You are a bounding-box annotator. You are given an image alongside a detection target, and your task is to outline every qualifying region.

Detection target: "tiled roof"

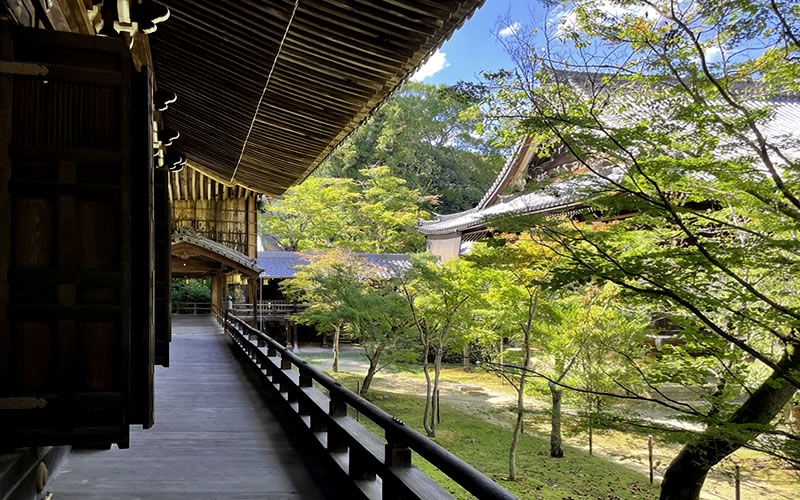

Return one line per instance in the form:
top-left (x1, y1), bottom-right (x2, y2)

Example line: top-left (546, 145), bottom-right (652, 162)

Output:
top-left (476, 139), bottom-right (528, 210)
top-left (172, 226), bottom-right (261, 273)
top-left (418, 175), bottom-right (605, 235)
top-left (258, 251), bottom-right (412, 279)
top-left (257, 251), bottom-right (310, 279)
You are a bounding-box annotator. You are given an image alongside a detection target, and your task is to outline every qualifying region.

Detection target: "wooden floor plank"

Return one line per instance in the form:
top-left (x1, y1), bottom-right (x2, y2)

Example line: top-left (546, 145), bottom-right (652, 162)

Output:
top-left (49, 315), bottom-right (337, 499)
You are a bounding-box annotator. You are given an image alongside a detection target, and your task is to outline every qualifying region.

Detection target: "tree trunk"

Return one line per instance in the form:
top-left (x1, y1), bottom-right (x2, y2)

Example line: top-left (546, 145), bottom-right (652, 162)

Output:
top-left (421, 341), bottom-right (434, 437)
top-left (360, 347), bottom-right (382, 396)
top-left (463, 343), bottom-right (470, 371)
top-left (508, 373), bottom-right (526, 480)
top-left (332, 323), bottom-right (340, 373)
top-left (660, 346), bottom-right (800, 500)
top-left (429, 347), bottom-right (444, 436)
top-left (549, 381), bottom-right (564, 458)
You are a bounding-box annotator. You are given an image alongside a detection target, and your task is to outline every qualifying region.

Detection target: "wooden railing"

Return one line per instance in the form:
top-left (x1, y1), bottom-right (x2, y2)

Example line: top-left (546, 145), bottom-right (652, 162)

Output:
top-left (230, 300), bottom-right (308, 318)
top-left (172, 301), bottom-right (212, 315)
top-left (224, 314), bottom-right (517, 500)
top-left (211, 303), bottom-right (225, 326)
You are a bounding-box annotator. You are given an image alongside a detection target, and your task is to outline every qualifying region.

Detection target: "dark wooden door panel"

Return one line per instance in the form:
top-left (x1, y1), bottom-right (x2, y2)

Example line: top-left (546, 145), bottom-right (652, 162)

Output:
top-left (0, 23), bottom-right (143, 449)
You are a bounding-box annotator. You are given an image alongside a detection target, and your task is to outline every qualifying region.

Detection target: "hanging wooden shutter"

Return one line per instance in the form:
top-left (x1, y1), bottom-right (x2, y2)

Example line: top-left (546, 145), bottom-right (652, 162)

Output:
top-left (0, 24), bottom-right (148, 449)
top-left (154, 166), bottom-right (171, 367)
top-left (129, 66), bottom-right (155, 428)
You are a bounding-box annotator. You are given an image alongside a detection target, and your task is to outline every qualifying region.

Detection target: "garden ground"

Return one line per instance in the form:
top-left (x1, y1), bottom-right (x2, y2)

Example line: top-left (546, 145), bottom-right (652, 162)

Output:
top-left (297, 344), bottom-right (800, 499)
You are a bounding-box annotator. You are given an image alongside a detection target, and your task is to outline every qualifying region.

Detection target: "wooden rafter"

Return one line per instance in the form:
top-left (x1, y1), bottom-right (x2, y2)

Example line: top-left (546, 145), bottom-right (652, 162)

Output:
top-left (149, 0), bottom-right (485, 195)
top-left (168, 165), bottom-right (253, 202)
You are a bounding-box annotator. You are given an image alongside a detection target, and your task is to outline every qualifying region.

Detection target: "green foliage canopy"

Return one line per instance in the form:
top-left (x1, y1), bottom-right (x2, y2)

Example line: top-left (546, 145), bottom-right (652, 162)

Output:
top-left (259, 166), bottom-right (429, 253)
top-left (320, 82), bottom-right (508, 214)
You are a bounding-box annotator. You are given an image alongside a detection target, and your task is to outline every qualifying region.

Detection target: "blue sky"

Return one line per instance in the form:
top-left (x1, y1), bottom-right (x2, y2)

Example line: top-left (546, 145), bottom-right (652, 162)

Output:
top-left (410, 0), bottom-right (731, 85)
top-left (410, 0), bottom-right (547, 85)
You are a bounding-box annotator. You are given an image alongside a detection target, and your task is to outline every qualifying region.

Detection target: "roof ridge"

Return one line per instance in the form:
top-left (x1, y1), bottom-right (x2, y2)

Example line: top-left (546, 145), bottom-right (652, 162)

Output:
top-left (476, 139), bottom-right (527, 210)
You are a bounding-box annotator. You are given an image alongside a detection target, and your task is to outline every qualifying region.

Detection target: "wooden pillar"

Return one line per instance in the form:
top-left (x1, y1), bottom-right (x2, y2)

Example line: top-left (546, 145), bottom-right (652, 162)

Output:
top-left (246, 196), bottom-right (257, 258)
top-left (211, 274), bottom-right (223, 313)
top-left (0, 25), bottom-right (12, 389)
top-left (248, 277), bottom-right (257, 327)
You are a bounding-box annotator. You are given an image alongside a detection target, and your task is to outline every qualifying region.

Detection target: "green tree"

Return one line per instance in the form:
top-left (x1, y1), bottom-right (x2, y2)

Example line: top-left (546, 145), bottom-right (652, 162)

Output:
top-left (476, 1), bottom-right (800, 498)
top-left (282, 249), bottom-right (412, 395)
top-left (283, 251), bottom-right (354, 372)
top-left (540, 284), bottom-right (648, 459)
top-left (171, 278), bottom-right (211, 303)
top-left (467, 237), bottom-right (557, 478)
top-left (350, 166), bottom-right (428, 253)
top-left (260, 166), bottom-right (429, 253)
top-left (397, 253), bottom-right (482, 438)
top-left (321, 82), bottom-right (507, 214)
top-left (259, 177), bottom-right (360, 251)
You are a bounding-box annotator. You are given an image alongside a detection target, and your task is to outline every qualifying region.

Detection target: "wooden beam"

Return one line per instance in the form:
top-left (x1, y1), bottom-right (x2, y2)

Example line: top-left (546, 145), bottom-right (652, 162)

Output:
top-left (55, 0), bottom-right (95, 35)
top-left (171, 241), bottom-right (258, 278)
top-left (173, 171), bottom-right (181, 200)
top-left (167, 170), bottom-right (173, 201)
top-left (181, 168), bottom-right (189, 203)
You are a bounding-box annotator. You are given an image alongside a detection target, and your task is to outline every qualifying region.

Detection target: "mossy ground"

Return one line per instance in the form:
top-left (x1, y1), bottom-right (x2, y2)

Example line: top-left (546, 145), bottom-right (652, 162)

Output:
top-left (323, 371), bottom-right (660, 500)
top-left (299, 346), bottom-right (799, 499)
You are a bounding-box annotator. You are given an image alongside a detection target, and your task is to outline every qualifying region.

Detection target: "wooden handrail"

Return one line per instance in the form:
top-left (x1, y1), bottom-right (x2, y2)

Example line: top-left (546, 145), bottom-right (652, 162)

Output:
top-left (225, 314), bottom-right (517, 500)
top-left (210, 303), bottom-right (225, 326)
top-left (172, 301), bottom-right (212, 314)
top-left (230, 301), bottom-right (308, 317)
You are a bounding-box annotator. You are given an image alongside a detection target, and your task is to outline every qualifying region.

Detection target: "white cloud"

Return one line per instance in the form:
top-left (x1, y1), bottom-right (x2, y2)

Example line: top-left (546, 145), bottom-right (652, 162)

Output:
top-left (410, 49), bottom-right (449, 82)
top-left (704, 46), bottom-right (722, 62)
top-left (553, 1), bottom-right (660, 37)
top-left (689, 45), bottom-right (723, 64)
top-left (499, 22), bottom-right (521, 37)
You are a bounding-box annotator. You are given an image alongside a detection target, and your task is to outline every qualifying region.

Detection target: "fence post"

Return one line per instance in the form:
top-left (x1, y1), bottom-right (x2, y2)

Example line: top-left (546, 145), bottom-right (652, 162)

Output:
top-left (297, 369), bottom-right (313, 416)
top-left (648, 435), bottom-right (654, 484)
top-left (436, 389), bottom-right (440, 424)
top-left (735, 465), bottom-right (741, 500)
top-left (355, 382), bottom-right (360, 422)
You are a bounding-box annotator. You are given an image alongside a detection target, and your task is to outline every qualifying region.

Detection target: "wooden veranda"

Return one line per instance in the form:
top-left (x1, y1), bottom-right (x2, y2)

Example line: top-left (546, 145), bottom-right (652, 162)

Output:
top-left (47, 315), bottom-right (338, 499)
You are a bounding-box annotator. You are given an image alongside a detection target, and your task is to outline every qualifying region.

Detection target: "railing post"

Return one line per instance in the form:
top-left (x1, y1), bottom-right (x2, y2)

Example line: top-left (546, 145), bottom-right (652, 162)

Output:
top-left (257, 350), bottom-right (269, 371)
top-left (327, 391), bottom-right (348, 453)
top-left (280, 352), bottom-right (292, 370)
top-left (297, 368), bottom-right (313, 416)
top-left (279, 352), bottom-right (296, 402)
top-left (349, 446), bottom-right (376, 481)
top-left (385, 427), bottom-right (412, 468)
top-left (299, 369), bottom-right (312, 388)
top-left (383, 425), bottom-right (413, 500)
